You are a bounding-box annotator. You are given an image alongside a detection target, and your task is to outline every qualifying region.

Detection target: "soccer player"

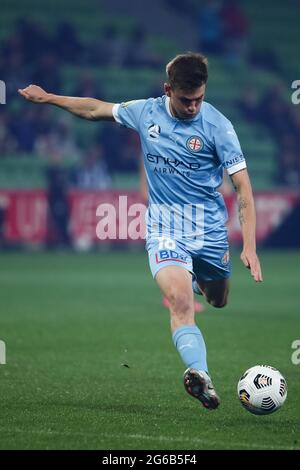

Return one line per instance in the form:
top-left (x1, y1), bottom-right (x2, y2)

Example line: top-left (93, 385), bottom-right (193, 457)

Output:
top-left (19, 52), bottom-right (263, 410)
top-left (139, 158), bottom-right (205, 313)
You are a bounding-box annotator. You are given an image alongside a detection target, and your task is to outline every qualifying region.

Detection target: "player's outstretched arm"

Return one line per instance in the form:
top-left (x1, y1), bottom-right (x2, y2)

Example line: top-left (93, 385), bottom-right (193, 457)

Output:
top-left (18, 85), bottom-right (115, 121)
top-left (230, 169), bottom-right (263, 283)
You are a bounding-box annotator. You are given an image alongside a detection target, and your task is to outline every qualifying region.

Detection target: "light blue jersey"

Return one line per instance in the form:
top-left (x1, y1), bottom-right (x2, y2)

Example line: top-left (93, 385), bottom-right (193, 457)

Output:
top-left (113, 96), bottom-right (246, 280)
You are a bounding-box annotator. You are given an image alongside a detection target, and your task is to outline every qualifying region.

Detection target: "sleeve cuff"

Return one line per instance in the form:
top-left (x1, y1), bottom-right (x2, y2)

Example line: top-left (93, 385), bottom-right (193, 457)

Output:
top-left (112, 103), bottom-right (121, 123)
top-left (226, 161), bottom-right (247, 175)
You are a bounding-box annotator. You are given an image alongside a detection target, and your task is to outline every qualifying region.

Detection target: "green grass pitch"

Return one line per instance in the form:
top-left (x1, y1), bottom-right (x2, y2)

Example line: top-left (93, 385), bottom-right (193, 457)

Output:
top-left (0, 250), bottom-right (299, 450)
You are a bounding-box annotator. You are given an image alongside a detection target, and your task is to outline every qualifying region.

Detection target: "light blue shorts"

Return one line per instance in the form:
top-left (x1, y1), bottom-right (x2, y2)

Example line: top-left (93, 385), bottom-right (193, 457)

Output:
top-left (147, 237), bottom-right (231, 282)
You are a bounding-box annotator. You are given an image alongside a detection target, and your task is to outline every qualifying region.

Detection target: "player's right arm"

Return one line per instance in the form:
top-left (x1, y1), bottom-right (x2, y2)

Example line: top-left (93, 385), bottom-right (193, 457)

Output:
top-left (18, 85), bottom-right (115, 121)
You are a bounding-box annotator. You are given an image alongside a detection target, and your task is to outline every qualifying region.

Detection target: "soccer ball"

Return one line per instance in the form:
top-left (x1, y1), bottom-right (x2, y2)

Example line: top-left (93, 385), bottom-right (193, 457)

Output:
top-left (237, 365), bottom-right (287, 415)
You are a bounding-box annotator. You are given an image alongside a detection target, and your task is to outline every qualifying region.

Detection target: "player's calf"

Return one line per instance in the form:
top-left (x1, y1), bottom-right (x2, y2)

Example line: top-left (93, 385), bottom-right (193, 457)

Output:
top-left (168, 291), bottom-right (195, 328)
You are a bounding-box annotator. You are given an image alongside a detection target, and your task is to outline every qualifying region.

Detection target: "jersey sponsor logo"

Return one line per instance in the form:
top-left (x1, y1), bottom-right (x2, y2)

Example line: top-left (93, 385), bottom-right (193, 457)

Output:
top-left (146, 153), bottom-right (201, 171)
top-left (186, 136), bottom-right (203, 154)
top-left (155, 249), bottom-right (188, 264)
top-left (148, 124), bottom-right (161, 140)
top-left (224, 154), bottom-right (245, 168)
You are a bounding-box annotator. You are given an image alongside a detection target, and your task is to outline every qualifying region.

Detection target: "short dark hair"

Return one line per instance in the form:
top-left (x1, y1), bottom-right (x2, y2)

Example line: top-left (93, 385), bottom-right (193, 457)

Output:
top-left (166, 52), bottom-right (208, 91)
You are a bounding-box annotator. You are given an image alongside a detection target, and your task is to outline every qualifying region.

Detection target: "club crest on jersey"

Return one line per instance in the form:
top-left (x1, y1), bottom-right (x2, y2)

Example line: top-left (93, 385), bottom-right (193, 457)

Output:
top-left (148, 124), bottom-right (161, 140)
top-left (221, 250), bottom-right (230, 265)
top-left (186, 136), bottom-right (203, 154)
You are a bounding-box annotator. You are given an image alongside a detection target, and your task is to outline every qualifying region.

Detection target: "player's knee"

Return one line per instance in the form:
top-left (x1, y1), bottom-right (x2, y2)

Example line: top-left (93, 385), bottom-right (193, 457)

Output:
top-left (168, 291), bottom-right (193, 317)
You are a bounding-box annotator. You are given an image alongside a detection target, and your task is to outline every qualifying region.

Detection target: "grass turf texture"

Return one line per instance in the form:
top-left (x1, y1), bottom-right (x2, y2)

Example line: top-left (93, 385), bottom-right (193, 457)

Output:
top-left (0, 250), bottom-right (299, 450)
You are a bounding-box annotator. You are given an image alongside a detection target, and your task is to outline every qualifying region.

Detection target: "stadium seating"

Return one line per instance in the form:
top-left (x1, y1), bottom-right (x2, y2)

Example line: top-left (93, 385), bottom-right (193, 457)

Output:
top-left (0, 0), bottom-right (298, 190)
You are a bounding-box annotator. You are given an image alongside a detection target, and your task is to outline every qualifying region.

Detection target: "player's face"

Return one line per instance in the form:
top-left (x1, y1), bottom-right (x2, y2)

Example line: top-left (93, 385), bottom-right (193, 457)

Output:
top-left (165, 84), bottom-right (206, 119)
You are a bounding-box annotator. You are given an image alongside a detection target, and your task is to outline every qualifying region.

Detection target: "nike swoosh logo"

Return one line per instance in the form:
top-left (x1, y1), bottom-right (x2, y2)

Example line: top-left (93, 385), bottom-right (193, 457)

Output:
top-left (178, 343), bottom-right (193, 351)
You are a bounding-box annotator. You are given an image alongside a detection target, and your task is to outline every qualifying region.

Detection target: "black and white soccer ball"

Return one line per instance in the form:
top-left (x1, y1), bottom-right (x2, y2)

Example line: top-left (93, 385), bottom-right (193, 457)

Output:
top-left (237, 365), bottom-right (287, 415)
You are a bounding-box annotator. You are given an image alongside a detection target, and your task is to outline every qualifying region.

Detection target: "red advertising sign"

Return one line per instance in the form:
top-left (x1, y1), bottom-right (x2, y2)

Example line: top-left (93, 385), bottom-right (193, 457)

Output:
top-left (0, 189), bottom-right (299, 245)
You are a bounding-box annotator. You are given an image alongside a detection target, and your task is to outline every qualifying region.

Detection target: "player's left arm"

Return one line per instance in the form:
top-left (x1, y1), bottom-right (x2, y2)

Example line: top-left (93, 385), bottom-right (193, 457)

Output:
top-left (230, 168), bottom-right (263, 282)
top-left (139, 156), bottom-right (148, 204)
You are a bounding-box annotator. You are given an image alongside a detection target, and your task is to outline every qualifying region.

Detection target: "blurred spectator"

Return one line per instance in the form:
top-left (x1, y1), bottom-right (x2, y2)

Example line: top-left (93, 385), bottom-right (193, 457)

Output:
top-left (240, 82), bottom-right (300, 188)
top-left (221, 0), bottom-right (248, 39)
top-left (0, 111), bottom-right (18, 155)
top-left (1, 37), bottom-right (29, 100)
top-left (54, 21), bottom-right (84, 64)
top-left (194, 0), bottom-right (250, 64)
top-left (31, 53), bottom-right (62, 93)
top-left (15, 19), bottom-right (53, 64)
top-left (164, 0), bottom-right (196, 16)
top-left (76, 145), bottom-right (111, 189)
top-left (89, 26), bottom-right (124, 66)
top-left (196, 0), bottom-right (223, 54)
top-left (2, 6), bottom-right (297, 194)
top-left (35, 116), bottom-right (81, 163)
top-left (98, 125), bottom-right (140, 173)
top-left (238, 85), bottom-right (260, 123)
top-left (2, 32), bottom-right (24, 62)
top-left (123, 27), bottom-right (163, 68)
top-left (10, 107), bottom-right (37, 152)
top-left (277, 133), bottom-right (300, 187)
top-left (32, 106), bottom-right (55, 136)
top-left (277, 146), bottom-right (300, 187)
top-left (257, 84), bottom-right (292, 137)
top-left (240, 83), bottom-right (298, 143)
top-left (248, 48), bottom-right (282, 75)
top-left (0, 194), bottom-right (9, 249)
top-left (148, 79), bottom-right (164, 99)
top-left (289, 106), bottom-right (300, 136)
top-left (117, 129), bottom-right (140, 173)
top-left (221, 0), bottom-right (249, 64)
top-left (73, 71), bottom-right (103, 98)
top-left (98, 123), bottom-right (123, 172)
top-left (45, 153), bottom-right (71, 248)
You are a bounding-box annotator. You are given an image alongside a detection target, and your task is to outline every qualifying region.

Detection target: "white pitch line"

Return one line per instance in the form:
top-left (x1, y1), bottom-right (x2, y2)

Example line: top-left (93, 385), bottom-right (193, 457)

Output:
top-left (0, 428), bottom-right (297, 450)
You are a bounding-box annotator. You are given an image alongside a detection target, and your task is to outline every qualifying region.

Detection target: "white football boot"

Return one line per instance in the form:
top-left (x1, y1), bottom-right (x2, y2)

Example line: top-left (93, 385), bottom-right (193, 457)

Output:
top-left (183, 368), bottom-right (220, 410)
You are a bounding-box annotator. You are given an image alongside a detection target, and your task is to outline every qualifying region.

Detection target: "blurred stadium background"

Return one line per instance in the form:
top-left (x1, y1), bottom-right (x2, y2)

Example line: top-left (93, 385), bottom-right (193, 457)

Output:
top-left (0, 0), bottom-right (300, 249)
top-left (0, 0), bottom-right (300, 451)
